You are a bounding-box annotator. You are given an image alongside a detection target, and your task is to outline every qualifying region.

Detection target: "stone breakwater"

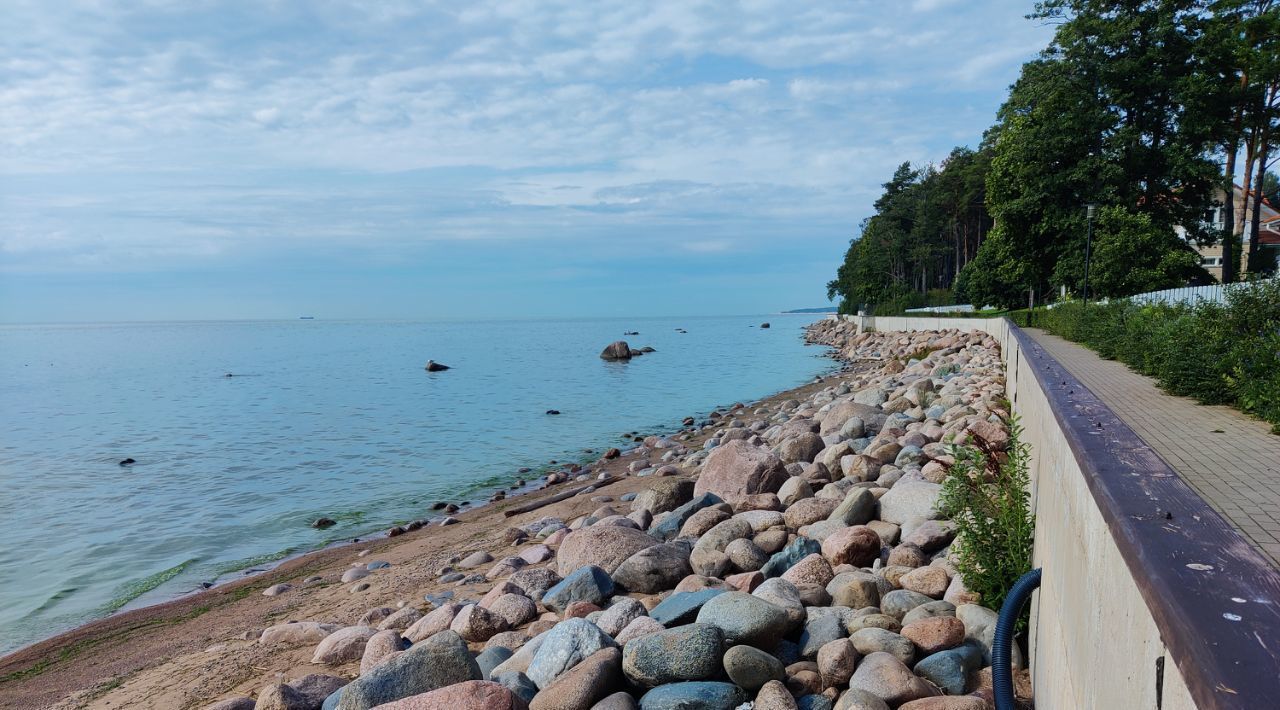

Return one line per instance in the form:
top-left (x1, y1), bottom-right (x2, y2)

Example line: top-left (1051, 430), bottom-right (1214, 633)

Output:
top-left (204, 325), bottom-right (1028, 710)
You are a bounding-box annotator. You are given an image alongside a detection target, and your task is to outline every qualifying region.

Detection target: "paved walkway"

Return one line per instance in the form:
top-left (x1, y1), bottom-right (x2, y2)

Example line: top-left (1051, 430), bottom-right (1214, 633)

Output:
top-left (1026, 328), bottom-right (1280, 566)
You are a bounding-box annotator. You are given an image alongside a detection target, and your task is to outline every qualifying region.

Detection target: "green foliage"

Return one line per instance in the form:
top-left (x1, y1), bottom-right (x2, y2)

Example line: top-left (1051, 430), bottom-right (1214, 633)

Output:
top-left (827, 1), bottom-right (1274, 311)
top-left (828, 149), bottom-right (992, 314)
top-left (939, 417), bottom-right (1035, 613)
top-left (1038, 279), bottom-right (1280, 431)
top-left (1088, 206), bottom-right (1208, 297)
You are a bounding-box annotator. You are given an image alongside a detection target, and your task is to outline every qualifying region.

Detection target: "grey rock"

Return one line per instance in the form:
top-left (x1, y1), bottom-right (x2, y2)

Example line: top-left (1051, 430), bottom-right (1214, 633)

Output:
top-left (526, 618), bottom-right (617, 689)
top-left (633, 479), bottom-right (694, 516)
top-left (622, 623), bottom-right (724, 687)
top-left (796, 696), bottom-right (833, 710)
top-left (649, 589), bottom-right (725, 626)
top-left (509, 567), bottom-right (563, 601)
top-left (912, 644), bottom-right (984, 695)
top-left (335, 630), bottom-right (479, 710)
top-left (597, 596), bottom-right (649, 637)
top-left (695, 592), bottom-right (791, 647)
top-left (849, 628), bottom-right (914, 665)
top-left (880, 589), bottom-right (934, 620)
top-left (725, 538), bottom-right (769, 572)
top-left (722, 644), bottom-right (785, 691)
top-left (751, 577), bottom-right (806, 630)
top-left (477, 646), bottom-right (514, 680)
top-left (834, 689), bottom-right (889, 710)
top-left (901, 600), bottom-right (955, 626)
top-left (650, 493), bottom-right (725, 541)
top-left (592, 691), bottom-right (639, 710)
top-left (876, 481), bottom-right (941, 526)
top-left (542, 565), bottom-right (615, 613)
top-left (760, 537), bottom-right (822, 578)
top-left (638, 682), bottom-right (748, 710)
top-left (694, 518), bottom-right (753, 553)
top-left (491, 672), bottom-right (539, 704)
top-left (613, 543), bottom-right (693, 594)
top-left (798, 613), bottom-right (846, 661)
top-left (288, 675), bottom-right (347, 709)
top-left (828, 489), bottom-right (876, 526)
top-left (846, 651), bottom-right (939, 706)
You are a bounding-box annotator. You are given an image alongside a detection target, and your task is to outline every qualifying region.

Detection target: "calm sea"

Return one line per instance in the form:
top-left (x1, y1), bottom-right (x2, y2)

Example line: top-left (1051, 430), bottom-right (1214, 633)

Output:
top-left (0, 314), bottom-right (830, 654)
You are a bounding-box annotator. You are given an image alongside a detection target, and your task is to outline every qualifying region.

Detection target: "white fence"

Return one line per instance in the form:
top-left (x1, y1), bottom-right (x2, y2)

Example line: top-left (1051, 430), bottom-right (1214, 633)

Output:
top-left (1129, 278), bottom-right (1274, 307)
top-left (902, 304), bottom-right (976, 314)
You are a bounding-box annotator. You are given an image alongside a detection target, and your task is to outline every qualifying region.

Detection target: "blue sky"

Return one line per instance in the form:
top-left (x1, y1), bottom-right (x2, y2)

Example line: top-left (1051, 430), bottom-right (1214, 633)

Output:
top-left (0, 1), bottom-right (1053, 322)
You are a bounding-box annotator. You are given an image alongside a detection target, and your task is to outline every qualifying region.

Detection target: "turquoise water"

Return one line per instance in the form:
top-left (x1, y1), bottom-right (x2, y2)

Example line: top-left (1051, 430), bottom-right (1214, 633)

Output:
top-left (0, 314), bottom-right (829, 654)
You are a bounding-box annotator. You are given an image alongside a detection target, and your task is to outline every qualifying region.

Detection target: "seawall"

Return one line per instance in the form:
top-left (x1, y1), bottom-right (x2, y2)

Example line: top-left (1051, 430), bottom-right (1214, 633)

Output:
top-left (849, 314), bottom-right (1280, 709)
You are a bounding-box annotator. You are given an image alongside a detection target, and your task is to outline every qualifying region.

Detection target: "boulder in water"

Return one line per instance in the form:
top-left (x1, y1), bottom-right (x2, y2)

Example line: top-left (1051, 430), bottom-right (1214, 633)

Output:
top-left (600, 341), bottom-right (633, 360)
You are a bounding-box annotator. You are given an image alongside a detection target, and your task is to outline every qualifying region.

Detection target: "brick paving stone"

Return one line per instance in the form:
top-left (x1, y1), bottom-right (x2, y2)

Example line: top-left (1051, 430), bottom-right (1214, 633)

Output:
top-left (1027, 328), bottom-right (1280, 568)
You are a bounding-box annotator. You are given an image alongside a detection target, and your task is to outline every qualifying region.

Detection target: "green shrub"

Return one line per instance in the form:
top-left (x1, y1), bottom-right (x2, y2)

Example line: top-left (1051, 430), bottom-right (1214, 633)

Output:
top-left (867, 288), bottom-right (958, 316)
top-left (939, 417), bottom-right (1034, 613)
top-left (1036, 280), bottom-right (1280, 432)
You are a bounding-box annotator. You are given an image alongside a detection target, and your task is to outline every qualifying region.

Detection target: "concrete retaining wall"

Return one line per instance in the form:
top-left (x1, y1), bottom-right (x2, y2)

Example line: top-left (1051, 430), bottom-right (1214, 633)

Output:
top-left (854, 316), bottom-right (1280, 709)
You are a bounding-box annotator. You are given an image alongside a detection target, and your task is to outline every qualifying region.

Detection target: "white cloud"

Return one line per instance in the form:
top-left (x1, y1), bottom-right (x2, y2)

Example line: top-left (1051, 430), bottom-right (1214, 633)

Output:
top-left (0, 0), bottom-right (1054, 274)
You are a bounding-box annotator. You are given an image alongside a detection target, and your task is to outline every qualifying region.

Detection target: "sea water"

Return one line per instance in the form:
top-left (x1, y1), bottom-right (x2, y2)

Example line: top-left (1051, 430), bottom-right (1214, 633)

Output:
top-left (0, 314), bottom-right (830, 653)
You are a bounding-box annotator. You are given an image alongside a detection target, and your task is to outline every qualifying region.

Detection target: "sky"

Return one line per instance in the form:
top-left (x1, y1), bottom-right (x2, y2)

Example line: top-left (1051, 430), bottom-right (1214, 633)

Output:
top-left (0, 1), bottom-right (1054, 323)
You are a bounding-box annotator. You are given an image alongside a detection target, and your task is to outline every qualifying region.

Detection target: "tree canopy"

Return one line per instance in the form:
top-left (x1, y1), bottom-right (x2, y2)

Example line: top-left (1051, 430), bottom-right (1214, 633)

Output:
top-left (829, 0), bottom-right (1279, 312)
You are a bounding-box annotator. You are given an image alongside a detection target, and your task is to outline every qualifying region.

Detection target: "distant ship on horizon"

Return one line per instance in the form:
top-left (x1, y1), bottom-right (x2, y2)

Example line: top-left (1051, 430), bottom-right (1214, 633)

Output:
top-left (299, 316), bottom-right (315, 320)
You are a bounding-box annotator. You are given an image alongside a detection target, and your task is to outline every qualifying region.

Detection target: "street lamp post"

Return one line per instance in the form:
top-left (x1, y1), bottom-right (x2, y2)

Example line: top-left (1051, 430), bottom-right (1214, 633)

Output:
top-left (1083, 203), bottom-right (1098, 301)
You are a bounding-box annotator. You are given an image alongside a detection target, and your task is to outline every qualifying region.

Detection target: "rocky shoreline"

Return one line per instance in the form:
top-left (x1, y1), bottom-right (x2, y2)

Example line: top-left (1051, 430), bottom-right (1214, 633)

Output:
top-left (2, 322), bottom-right (1030, 710)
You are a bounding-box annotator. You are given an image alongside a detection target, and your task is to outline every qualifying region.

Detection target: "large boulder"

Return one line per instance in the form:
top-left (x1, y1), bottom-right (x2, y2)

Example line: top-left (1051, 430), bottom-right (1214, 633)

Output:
top-left (289, 675), bottom-right (347, 708)
top-left (260, 622), bottom-right (340, 647)
top-left (509, 567), bottom-right (563, 601)
top-left (372, 680), bottom-right (529, 710)
top-left (820, 400), bottom-right (885, 437)
top-left (649, 589), bottom-right (725, 626)
top-left (526, 618), bottom-right (617, 690)
top-left (829, 489), bottom-right (876, 526)
top-left (254, 684), bottom-right (307, 710)
top-left (877, 481), bottom-right (942, 526)
top-left (529, 647), bottom-right (622, 710)
top-left (336, 631), bottom-right (480, 710)
top-left (403, 604), bottom-right (461, 643)
top-left (760, 537), bottom-right (822, 578)
top-left (693, 441), bottom-right (788, 504)
top-left (597, 597), bottom-right (649, 637)
top-left (613, 542), bottom-right (693, 594)
top-left (601, 342), bottom-right (634, 360)
top-left (542, 566), bottom-right (615, 613)
top-left (633, 479), bottom-right (694, 516)
top-left (722, 644), bottom-right (785, 691)
top-left (638, 682), bottom-right (748, 710)
top-left (559, 526), bottom-right (659, 576)
top-left (622, 623), bottom-right (725, 687)
top-left (649, 493), bottom-right (724, 541)
top-left (778, 433), bottom-right (825, 465)
top-left (912, 645), bottom-right (984, 696)
top-left (821, 526), bottom-right (882, 568)
top-left (695, 592), bottom-right (791, 647)
top-left (451, 604), bottom-right (510, 643)
top-left (311, 626), bottom-right (376, 665)
top-left (847, 652), bottom-right (940, 706)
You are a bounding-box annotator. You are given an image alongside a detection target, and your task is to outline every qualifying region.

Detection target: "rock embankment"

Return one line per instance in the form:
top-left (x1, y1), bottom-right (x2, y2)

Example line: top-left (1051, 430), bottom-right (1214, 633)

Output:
top-left (204, 325), bottom-right (1028, 710)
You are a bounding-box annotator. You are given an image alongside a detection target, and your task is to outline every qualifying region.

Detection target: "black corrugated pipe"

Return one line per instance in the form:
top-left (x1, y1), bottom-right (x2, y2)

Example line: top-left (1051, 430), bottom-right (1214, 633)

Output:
top-left (994, 568), bottom-right (1041, 710)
